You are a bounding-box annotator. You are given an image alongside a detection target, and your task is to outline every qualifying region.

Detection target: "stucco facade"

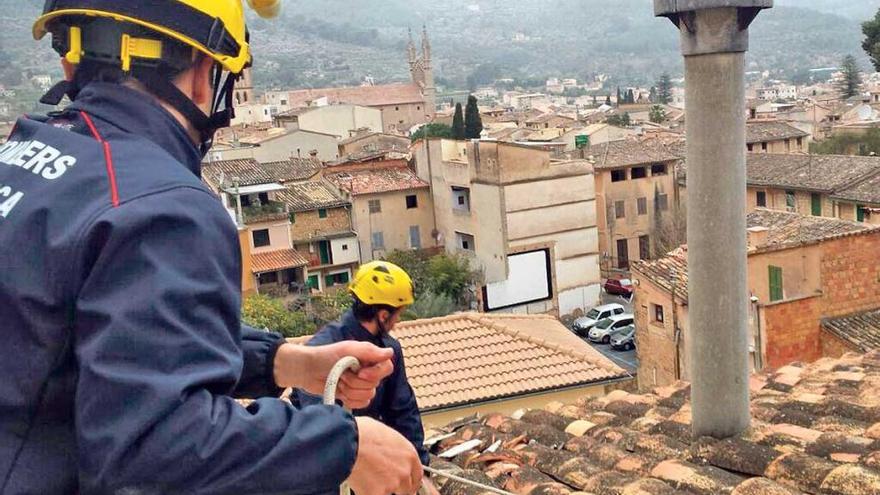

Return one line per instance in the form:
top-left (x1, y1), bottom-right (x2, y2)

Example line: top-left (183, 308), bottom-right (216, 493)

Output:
top-left (350, 188), bottom-right (435, 262)
top-left (413, 139), bottom-right (601, 317)
top-left (208, 129), bottom-right (341, 162)
top-left (279, 104), bottom-right (383, 138)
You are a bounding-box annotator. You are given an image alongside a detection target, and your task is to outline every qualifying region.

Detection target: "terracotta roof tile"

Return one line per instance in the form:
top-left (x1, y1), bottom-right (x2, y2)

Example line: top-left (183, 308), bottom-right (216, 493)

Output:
top-left (202, 158), bottom-right (276, 187)
top-left (325, 165), bottom-right (429, 196)
top-left (823, 310), bottom-right (880, 353)
top-left (394, 313), bottom-right (628, 411)
top-left (250, 248), bottom-right (308, 274)
top-left (747, 209), bottom-right (876, 250)
top-left (261, 158), bottom-right (323, 183)
top-left (746, 121), bottom-right (809, 144)
top-left (284, 83), bottom-right (425, 107)
top-left (276, 182), bottom-right (349, 212)
top-left (583, 139), bottom-right (682, 169)
top-left (745, 154), bottom-right (880, 193)
top-left (426, 351), bottom-right (880, 495)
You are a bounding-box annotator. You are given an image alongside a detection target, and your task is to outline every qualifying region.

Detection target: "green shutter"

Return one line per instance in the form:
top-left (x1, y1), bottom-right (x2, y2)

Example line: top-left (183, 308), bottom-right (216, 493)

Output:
top-left (319, 209), bottom-right (328, 219)
top-left (306, 275), bottom-right (319, 290)
top-left (811, 194), bottom-right (822, 216)
top-left (325, 275), bottom-right (335, 287)
top-left (318, 241), bottom-right (331, 265)
top-left (857, 205), bottom-right (866, 222)
top-left (769, 266), bottom-right (783, 302)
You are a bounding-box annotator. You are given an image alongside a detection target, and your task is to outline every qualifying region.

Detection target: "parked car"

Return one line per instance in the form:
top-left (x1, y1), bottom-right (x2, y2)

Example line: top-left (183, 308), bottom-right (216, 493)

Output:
top-left (604, 278), bottom-right (634, 297)
top-left (588, 314), bottom-right (635, 344)
top-left (610, 324), bottom-right (636, 351)
top-left (572, 303), bottom-right (626, 336)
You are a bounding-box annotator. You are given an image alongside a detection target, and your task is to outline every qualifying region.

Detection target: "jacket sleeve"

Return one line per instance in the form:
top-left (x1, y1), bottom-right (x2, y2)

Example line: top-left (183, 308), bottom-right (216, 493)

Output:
top-left (234, 324), bottom-right (286, 399)
top-left (384, 344), bottom-right (430, 466)
top-left (73, 187), bottom-right (358, 494)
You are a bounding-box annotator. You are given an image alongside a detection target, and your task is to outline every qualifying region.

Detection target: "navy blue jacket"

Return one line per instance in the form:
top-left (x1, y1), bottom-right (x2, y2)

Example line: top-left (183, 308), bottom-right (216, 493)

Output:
top-left (296, 311), bottom-right (429, 466)
top-left (0, 83), bottom-right (357, 494)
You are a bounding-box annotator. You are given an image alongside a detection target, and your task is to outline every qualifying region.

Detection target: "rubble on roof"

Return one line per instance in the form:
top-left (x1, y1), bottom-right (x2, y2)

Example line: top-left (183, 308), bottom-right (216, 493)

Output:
top-left (426, 351), bottom-right (880, 495)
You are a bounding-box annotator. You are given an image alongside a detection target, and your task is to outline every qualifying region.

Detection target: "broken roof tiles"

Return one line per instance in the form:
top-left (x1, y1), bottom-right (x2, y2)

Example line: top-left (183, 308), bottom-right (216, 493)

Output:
top-left (325, 165), bottom-right (429, 196)
top-left (427, 351), bottom-right (880, 495)
top-left (276, 182), bottom-right (349, 213)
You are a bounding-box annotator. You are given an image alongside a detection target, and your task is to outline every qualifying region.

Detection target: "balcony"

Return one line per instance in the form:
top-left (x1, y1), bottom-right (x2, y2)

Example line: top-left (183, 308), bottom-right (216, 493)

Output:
top-left (243, 201), bottom-right (289, 224)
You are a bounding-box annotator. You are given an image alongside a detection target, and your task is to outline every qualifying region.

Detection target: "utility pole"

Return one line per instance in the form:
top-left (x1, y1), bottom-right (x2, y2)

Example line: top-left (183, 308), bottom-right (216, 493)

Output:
top-left (654, 0), bottom-right (772, 439)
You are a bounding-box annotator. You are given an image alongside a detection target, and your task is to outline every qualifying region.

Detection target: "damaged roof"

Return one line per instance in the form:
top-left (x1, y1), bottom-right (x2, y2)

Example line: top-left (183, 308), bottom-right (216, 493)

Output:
top-left (823, 310), bottom-right (880, 354)
top-left (747, 209), bottom-right (875, 251)
top-left (395, 313), bottom-right (629, 411)
top-left (325, 165), bottom-right (429, 196)
top-left (426, 351), bottom-right (880, 495)
top-left (747, 121), bottom-right (809, 144)
top-left (584, 140), bottom-right (683, 169)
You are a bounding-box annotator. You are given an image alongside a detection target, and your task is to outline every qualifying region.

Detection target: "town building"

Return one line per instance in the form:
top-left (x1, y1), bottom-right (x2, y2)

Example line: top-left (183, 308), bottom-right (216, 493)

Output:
top-left (583, 139), bottom-right (683, 274)
top-left (413, 139), bottom-right (601, 317)
top-left (632, 210), bottom-right (880, 390)
top-left (276, 182), bottom-right (360, 292)
top-left (324, 160), bottom-right (434, 262)
top-left (263, 28), bottom-right (436, 134)
top-left (746, 121), bottom-right (810, 153)
top-left (209, 125), bottom-right (341, 162)
top-left (273, 104), bottom-right (384, 139)
top-left (678, 153), bottom-right (880, 224)
top-left (561, 124), bottom-right (637, 152)
top-left (337, 131), bottom-right (411, 159)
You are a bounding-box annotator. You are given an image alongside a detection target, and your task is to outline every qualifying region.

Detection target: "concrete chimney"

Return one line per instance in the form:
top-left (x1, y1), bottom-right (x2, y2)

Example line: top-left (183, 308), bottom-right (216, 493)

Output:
top-left (654, 0), bottom-right (773, 439)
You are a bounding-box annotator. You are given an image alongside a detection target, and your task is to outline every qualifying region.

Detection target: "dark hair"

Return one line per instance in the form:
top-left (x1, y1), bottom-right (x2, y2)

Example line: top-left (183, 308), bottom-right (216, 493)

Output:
top-left (351, 296), bottom-right (398, 323)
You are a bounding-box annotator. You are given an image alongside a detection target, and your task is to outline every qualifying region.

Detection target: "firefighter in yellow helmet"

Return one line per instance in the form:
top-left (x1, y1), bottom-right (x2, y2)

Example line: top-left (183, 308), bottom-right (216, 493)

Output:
top-left (0, 2), bottom-right (422, 494)
top-left (296, 261), bottom-right (441, 495)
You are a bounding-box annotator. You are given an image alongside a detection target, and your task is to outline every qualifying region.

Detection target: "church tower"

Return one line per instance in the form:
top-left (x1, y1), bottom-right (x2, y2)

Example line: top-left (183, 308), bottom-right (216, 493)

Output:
top-left (233, 67), bottom-right (254, 106)
top-left (408, 26), bottom-right (436, 117)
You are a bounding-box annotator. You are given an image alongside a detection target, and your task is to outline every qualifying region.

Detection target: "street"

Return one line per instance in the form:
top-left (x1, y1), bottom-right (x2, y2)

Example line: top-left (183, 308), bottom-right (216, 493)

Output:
top-left (578, 291), bottom-right (639, 375)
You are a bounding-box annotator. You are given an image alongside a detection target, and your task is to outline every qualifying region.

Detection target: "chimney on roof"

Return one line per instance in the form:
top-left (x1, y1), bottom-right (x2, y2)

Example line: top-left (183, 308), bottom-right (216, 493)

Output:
top-left (747, 226), bottom-right (769, 249)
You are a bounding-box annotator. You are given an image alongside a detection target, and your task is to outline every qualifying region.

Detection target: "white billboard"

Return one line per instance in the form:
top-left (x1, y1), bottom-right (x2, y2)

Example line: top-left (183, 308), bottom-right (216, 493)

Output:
top-left (483, 249), bottom-right (553, 311)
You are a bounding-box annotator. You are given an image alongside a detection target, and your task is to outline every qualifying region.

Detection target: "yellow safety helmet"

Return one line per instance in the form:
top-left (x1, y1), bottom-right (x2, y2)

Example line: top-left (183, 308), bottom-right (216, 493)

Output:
top-left (350, 261), bottom-right (415, 309)
top-left (33, 0), bottom-right (282, 75)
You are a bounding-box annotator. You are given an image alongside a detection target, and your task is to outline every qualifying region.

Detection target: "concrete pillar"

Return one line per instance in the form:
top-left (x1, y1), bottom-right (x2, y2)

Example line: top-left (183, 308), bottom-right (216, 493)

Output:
top-left (654, 0), bottom-right (773, 439)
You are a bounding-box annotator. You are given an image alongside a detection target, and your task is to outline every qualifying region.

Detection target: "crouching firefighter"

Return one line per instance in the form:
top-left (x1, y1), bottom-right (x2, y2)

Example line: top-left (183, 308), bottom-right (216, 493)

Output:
top-left (0, 1), bottom-right (423, 494)
top-left (296, 261), bottom-right (441, 495)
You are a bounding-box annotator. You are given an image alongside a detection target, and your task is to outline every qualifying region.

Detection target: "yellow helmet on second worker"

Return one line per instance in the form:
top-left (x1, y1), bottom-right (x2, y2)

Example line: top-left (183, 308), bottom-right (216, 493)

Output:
top-left (350, 261), bottom-right (415, 308)
top-left (32, 0), bottom-right (282, 75)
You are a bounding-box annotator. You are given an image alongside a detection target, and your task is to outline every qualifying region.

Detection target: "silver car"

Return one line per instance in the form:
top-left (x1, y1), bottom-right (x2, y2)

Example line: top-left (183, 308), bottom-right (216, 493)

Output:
top-left (572, 303), bottom-right (626, 336)
top-left (588, 314), bottom-right (634, 344)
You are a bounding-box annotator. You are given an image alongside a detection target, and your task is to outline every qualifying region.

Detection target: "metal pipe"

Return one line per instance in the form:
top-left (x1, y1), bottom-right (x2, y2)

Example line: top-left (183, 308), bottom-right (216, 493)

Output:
top-left (654, 0), bottom-right (772, 439)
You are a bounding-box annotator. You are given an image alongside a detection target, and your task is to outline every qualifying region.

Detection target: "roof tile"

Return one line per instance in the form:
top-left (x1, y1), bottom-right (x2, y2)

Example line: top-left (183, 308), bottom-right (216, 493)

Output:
top-left (325, 165), bottom-right (429, 196)
top-left (250, 248), bottom-right (308, 273)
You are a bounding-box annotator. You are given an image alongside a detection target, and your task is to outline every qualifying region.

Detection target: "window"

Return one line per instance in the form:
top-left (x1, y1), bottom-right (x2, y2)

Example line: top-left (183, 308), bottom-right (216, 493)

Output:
top-left (457, 232), bottom-right (475, 251)
top-left (318, 208), bottom-right (328, 219)
top-left (639, 235), bottom-right (650, 260)
top-left (857, 205), bottom-right (867, 222)
top-left (409, 226), bottom-right (422, 249)
top-left (452, 187), bottom-right (471, 213)
top-left (252, 229), bottom-right (270, 248)
top-left (306, 274), bottom-right (320, 290)
top-left (756, 191), bottom-right (767, 208)
top-left (372, 232), bottom-right (385, 250)
top-left (368, 199), bottom-right (382, 213)
top-left (637, 197), bottom-right (648, 216)
top-left (747, 143), bottom-right (754, 152)
top-left (657, 194), bottom-right (669, 211)
top-left (342, 244), bottom-right (349, 251)
top-left (611, 169), bottom-right (627, 182)
top-left (616, 239), bottom-right (629, 270)
top-left (797, 137), bottom-right (803, 148)
top-left (769, 265), bottom-right (784, 302)
top-left (651, 163), bottom-right (668, 175)
top-left (259, 271), bottom-right (279, 284)
top-left (785, 139), bottom-right (791, 152)
top-left (615, 200), bottom-right (626, 219)
top-left (325, 271), bottom-right (351, 288)
top-left (811, 193), bottom-right (822, 216)
top-left (417, 106), bottom-right (421, 111)
top-left (406, 195), bottom-right (418, 209)
top-left (318, 241), bottom-right (332, 265)
top-left (652, 304), bottom-right (665, 324)
top-left (614, 307), bottom-right (625, 315)
top-left (785, 190), bottom-right (796, 210)
top-left (258, 192), bottom-right (270, 205)
top-left (395, 106), bottom-right (399, 111)
top-left (289, 212), bottom-right (296, 223)
top-left (761, 142), bottom-right (768, 152)
top-left (631, 167), bottom-right (647, 179)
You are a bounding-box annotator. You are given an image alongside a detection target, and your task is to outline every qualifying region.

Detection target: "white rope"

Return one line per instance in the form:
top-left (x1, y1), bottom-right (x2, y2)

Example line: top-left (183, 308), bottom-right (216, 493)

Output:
top-left (323, 357), bottom-right (517, 495)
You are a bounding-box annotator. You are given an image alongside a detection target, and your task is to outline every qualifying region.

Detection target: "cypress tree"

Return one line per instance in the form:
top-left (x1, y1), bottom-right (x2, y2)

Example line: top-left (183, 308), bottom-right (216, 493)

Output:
top-left (657, 73), bottom-right (673, 104)
top-left (451, 103), bottom-right (465, 140)
top-left (464, 95), bottom-right (483, 139)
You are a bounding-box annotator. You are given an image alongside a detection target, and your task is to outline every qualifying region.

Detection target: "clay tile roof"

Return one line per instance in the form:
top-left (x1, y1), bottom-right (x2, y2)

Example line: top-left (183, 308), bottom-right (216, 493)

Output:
top-left (746, 154), bottom-right (880, 193)
top-left (250, 248), bottom-right (308, 274)
top-left (276, 182), bottom-right (349, 212)
top-left (746, 121), bottom-right (809, 144)
top-left (202, 158), bottom-right (276, 187)
top-left (584, 139), bottom-right (682, 169)
top-left (262, 158), bottom-right (323, 183)
top-left (747, 209), bottom-right (876, 250)
top-left (394, 313), bottom-right (628, 411)
top-left (823, 309), bottom-right (880, 353)
top-left (631, 246), bottom-right (690, 300)
top-left (426, 350), bottom-right (880, 495)
top-left (284, 83), bottom-right (425, 107)
top-left (325, 166), bottom-right (429, 195)
top-left (832, 173), bottom-right (880, 205)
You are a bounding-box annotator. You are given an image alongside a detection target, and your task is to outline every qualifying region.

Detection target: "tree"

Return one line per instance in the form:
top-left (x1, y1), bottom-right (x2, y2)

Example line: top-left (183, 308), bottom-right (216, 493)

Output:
top-left (242, 294), bottom-right (316, 338)
top-left (862, 10), bottom-right (880, 72)
top-left (649, 86), bottom-right (657, 103)
top-left (606, 112), bottom-right (631, 127)
top-left (837, 55), bottom-right (863, 99)
top-left (625, 89), bottom-right (635, 104)
top-left (464, 95), bottom-right (483, 139)
top-left (656, 73), bottom-right (673, 105)
top-left (403, 291), bottom-right (457, 321)
top-left (384, 250), bottom-right (479, 312)
top-left (616, 86), bottom-right (622, 106)
top-left (649, 105), bottom-right (667, 124)
top-left (411, 123), bottom-right (453, 142)
top-left (451, 103), bottom-right (466, 140)
top-left (604, 95), bottom-right (612, 106)
top-left (811, 128), bottom-right (880, 156)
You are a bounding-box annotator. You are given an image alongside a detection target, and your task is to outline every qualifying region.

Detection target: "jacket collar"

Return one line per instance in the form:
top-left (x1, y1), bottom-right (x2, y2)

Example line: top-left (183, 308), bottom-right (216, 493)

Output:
top-left (67, 82), bottom-right (203, 176)
top-left (342, 310), bottom-right (388, 346)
